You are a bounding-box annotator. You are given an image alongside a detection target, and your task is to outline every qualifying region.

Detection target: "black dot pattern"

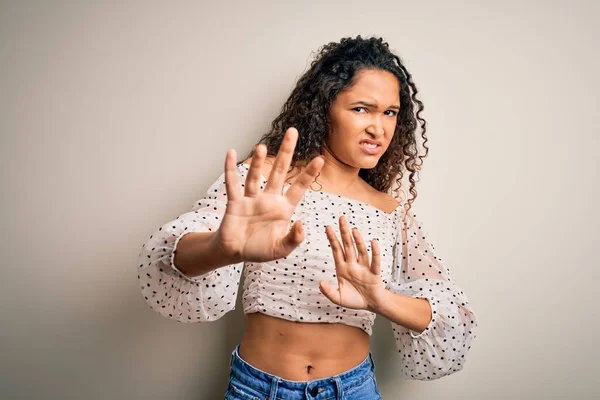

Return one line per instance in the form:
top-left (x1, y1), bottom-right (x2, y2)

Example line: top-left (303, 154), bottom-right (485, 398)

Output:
top-left (137, 163), bottom-right (478, 381)
top-left (387, 210), bottom-right (478, 380)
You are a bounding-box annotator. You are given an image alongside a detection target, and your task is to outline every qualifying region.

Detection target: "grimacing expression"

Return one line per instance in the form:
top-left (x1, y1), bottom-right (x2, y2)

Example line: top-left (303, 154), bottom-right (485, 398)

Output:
top-left (326, 69), bottom-right (400, 169)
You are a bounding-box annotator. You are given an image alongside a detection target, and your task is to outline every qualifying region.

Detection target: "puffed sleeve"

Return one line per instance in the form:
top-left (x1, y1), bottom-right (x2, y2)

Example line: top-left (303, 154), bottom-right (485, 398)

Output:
top-left (137, 163), bottom-right (250, 323)
top-left (386, 211), bottom-right (478, 380)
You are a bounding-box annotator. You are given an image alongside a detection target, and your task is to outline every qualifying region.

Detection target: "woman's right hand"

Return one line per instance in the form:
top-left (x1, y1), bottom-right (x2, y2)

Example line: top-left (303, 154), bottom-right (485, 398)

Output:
top-left (215, 127), bottom-right (324, 263)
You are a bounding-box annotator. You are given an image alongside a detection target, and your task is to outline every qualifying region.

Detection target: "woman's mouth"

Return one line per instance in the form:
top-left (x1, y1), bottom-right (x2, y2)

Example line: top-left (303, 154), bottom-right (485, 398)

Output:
top-left (359, 141), bottom-right (382, 155)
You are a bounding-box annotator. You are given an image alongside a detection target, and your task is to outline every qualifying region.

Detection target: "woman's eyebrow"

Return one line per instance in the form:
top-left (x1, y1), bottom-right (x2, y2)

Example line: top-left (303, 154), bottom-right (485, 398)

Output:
top-left (349, 100), bottom-right (400, 110)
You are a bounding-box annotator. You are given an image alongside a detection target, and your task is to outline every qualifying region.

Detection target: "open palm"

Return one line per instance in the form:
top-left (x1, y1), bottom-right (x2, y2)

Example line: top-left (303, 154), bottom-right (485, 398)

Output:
top-left (320, 215), bottom-right (387, 311)
top-left (215, 128), bottom-right (324, 263)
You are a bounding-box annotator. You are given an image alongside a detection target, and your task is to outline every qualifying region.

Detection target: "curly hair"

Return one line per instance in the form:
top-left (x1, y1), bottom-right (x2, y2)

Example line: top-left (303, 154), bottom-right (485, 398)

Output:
top-left (244, 35), bottom-right (429, 218)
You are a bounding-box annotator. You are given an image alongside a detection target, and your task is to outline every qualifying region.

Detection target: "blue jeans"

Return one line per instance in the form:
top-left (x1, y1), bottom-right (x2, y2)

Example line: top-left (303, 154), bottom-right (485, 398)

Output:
top-left (225, 345), bottom-right (382, 400)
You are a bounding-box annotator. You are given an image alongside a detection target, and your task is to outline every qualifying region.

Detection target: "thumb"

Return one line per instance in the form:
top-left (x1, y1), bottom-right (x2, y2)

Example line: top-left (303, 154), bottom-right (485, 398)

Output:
top-left (319, 280), bottom-right (340, 305)
top-left (279, 220), bottom-right (304, 254)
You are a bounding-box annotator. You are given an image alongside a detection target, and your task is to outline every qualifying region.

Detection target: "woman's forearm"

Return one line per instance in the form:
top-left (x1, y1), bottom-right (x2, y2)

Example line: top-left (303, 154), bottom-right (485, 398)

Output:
top-left (370, 290), bottom-right (433, 334)
top-left (173, 231), bottom-right (242, 277)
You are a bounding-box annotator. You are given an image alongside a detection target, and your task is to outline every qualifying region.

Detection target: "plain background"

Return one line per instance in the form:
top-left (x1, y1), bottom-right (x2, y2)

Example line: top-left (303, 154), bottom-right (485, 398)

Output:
top-left (1, 1), bottom-right (598, 399)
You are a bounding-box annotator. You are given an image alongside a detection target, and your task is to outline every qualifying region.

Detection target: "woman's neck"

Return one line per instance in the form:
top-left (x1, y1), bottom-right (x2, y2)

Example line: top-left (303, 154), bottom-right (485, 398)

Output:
top-left (316, 148), bottom-right (362, 192)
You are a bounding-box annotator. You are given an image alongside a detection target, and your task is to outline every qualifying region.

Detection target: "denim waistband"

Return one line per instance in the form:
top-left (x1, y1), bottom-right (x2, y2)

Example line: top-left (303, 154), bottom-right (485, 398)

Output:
top-left (228, 344), bottom-right (376, 399)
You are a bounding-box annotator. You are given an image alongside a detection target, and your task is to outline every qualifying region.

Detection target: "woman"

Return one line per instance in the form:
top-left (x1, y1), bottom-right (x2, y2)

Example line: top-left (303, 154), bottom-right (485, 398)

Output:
top-left (138, 36), bottom-right (477, 399)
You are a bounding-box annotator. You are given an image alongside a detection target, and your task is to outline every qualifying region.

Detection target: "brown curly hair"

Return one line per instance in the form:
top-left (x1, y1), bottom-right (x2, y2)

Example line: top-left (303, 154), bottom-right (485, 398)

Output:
top-left (244, 35), bottom-right (428, 218)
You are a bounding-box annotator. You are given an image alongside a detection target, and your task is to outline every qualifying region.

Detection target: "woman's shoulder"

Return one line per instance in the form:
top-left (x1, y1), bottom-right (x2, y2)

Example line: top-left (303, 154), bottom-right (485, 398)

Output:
top-left (360, 181), bottom-right (402, 214)
top-left (242, 155), bottom-right (401, 214)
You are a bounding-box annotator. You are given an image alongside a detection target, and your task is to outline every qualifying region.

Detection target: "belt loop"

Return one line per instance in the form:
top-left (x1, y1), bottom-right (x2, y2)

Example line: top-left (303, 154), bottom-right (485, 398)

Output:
top-left (268, 377), bottom-right (278, 400)
top-left (369, 352), bottom-right (376, 373)
top-left (229, 346), bottom-right (237, 368)
top-left (334, 376), bottom-right (344, 399)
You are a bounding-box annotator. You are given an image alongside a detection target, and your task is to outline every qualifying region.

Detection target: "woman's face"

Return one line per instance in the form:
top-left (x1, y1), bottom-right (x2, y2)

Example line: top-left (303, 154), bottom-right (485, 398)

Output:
top-left (326, 68), bottom-right (400, 169)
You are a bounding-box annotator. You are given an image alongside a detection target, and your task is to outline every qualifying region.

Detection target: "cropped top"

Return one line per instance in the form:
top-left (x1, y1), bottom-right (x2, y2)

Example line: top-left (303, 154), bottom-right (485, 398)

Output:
top-left (138, 162), bottom-right (478, 380)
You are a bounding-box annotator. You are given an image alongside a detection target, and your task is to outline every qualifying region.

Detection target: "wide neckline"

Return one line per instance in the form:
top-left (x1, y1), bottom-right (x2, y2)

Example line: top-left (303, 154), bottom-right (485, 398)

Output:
top-left (238, 163), bottom-right (402, 216)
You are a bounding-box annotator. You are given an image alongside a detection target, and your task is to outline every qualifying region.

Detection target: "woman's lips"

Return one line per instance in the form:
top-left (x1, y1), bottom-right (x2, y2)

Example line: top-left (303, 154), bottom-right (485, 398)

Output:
top-left (359, 142), bottom-right (382, 155)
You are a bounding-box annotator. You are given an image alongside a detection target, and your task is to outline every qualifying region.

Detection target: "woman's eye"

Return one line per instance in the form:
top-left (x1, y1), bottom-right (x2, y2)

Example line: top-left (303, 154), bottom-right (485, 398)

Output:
top-left (385, 110), bottom-right (398, 116)
top-left (353, 107), bottom-right (367, 113)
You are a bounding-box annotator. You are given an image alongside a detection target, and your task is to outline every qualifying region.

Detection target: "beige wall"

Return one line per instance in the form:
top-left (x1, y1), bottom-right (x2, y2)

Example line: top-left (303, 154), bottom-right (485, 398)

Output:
top-left (1, 1), bottom-right (598, 399)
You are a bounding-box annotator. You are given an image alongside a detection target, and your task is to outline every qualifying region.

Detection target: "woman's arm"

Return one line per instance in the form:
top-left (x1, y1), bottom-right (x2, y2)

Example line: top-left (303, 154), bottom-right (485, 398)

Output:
top-left (174, 231), bottom-right (241, 278)
top-left (384, 212), bottom-right (478, 380)
top-left (137, 166), bottom-right (246, 322)
top-left (368, 291), bottom-right (432, 334)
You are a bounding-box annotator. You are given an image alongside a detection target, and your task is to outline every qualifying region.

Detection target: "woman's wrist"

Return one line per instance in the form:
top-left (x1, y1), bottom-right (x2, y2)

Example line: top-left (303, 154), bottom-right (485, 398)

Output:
top-left (209, 230), bottom-right (244, 266)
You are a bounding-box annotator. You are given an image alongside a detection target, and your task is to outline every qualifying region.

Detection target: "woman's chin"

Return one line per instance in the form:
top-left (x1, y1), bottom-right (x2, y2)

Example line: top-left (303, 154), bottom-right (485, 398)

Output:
top-left (355, 160), bottom-right (380, 170)
top-left (342, 152), bottom-right (381, 169)
top-left (357, 155), bottom-right (381, 169)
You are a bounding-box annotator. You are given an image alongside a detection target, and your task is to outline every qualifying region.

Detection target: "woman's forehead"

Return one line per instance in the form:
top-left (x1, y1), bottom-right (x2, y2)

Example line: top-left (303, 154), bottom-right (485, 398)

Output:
top-left (338, 70), bottom-right (400, 106)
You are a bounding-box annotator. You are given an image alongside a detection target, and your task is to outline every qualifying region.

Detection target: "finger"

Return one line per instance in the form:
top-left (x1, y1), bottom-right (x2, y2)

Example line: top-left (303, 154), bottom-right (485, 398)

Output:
top-left (245, 144), bottom-right (266, 197)
top-left (352, 227), bottom-right (369, 266)
top-left (284, 155), bottom-right (324, 205)
top-left (264, 128), bottom-right (297, 194)
top-left (279, 220), bottom-right (304, 255)
top-left (370, 239), bottom-right (381, 276)
top-left (339, 216), bottom-right (357, 262)
top-left (325, 225), bottom-right (346, 267)
top-left (224, 149), bottom-right (242, 202)
top-left (319, 280), bottom-right (341, 305)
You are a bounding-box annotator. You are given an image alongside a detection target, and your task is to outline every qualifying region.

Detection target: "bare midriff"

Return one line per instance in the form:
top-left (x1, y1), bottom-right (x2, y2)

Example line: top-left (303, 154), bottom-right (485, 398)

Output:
top-left (238, 312), bottom-right (370, 381)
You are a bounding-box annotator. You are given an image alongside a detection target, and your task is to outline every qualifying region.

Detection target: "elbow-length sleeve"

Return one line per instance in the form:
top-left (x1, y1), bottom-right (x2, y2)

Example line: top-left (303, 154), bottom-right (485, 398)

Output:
top-left (386, 211), bottom-right (478, 380)
top-left (137, 164), bottom-right (249, 323)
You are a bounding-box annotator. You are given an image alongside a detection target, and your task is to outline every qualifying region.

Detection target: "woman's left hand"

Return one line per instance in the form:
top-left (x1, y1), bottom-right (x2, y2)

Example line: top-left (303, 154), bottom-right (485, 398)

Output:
top-left (320, 215), bottom-right (387, 312)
